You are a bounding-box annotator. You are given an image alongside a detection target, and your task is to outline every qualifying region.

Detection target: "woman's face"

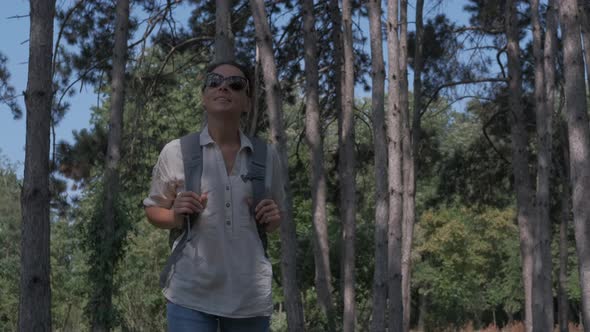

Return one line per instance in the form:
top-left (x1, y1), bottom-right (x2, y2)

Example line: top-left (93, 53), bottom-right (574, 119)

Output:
top-left (202, 64), bottom-right (250, 118)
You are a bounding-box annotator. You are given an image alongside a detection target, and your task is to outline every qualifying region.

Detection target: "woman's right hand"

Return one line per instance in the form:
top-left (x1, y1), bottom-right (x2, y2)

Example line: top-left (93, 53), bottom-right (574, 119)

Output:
top-left (172, 191), bottom-right (208, 228)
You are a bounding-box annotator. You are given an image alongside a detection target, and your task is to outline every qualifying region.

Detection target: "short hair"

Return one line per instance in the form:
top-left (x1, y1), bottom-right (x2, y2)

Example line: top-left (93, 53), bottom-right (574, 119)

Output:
top-left (203, 61), bottom-right (254, 97)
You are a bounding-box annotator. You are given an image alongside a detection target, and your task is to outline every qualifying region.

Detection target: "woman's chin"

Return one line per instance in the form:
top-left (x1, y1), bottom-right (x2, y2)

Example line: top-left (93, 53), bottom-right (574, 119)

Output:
top-left (206, 109), bottom-right (242, 120)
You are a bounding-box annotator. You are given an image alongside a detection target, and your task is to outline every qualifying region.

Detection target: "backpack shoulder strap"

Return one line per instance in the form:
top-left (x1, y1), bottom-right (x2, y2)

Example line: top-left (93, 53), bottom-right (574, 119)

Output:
top-left (161, 132), bottom-right (203, 288)
top-left (180, 132), bottom-right (202, 195)
top-left (247, 136), bottom-right (268, 207)
top-left (244, 136), bottom-right (269, 257)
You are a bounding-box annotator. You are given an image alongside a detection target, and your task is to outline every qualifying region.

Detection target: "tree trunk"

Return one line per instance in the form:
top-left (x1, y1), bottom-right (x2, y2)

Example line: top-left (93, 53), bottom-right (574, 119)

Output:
top-left (546, 3), bottom-right (560, 329)
top-left (247, 46), bottom-right (260, 136)
top-left (341, 1), bottom-right (357, 331)
top-left (506, 1), bottom-right (535, 331)
top-left (386, 0), bottom-right (404, 330)
top-left (249, 1), bottom-right (306, 331)
top-left (579, 2), bottom-right (590, 87)
top-left (365, 1), bottom-right (388, 331)
top-left (214, 0), bottom-right (234, 62)
top-left (399, 1), bottom-right (414, 331)
top-left (302, 1), bottom-right (335, 330)
top-left (18, 0), bottom-right (56, 331)
top-left (558, 119), bottom-right (571, 332)
top-left (404, 0), bottom-right (424, 327)
top-left (559, 0), bottom-right (590, 328)
top-left (417, 291), bottom-right (426, 331)
top-left (91, 1), bottom-right (129, 331)
top-left (531, 0), bottom-right (554, 330)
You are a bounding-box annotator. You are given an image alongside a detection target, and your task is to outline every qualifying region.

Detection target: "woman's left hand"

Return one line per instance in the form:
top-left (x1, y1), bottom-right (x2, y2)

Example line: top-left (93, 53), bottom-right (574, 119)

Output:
top-left (255, 199), bottom-right (281, 232)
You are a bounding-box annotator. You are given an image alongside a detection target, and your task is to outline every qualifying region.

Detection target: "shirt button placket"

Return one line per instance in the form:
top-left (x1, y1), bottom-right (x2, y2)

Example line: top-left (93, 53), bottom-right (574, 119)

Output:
top-left (225, 183), bottom-right (232, 227)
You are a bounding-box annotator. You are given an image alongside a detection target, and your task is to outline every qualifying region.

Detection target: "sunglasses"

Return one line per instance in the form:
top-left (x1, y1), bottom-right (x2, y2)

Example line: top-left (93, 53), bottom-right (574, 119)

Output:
top-left (204, 72), bottom-right (249, 94)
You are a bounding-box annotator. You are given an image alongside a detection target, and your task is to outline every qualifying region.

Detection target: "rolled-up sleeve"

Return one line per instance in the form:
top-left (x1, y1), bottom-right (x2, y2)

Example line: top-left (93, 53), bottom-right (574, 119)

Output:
top-left (143, 139), bottom-right (184, 209)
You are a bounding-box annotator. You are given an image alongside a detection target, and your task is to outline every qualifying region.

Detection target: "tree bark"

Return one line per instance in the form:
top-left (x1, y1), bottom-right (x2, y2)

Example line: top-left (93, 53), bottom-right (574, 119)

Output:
top-left (412, 0), bottom-right (424, 179)
top-left (365, 1), bottom-right (388, 331)
top-left (92, 1), bottom-right (129, 331)
top-left (558, 119), bottom-right (571, 332)
top-left (417, 291), bottom-right (426, 332)
top-left (399, 1), bottom-right (414, 331)
top-left (249, 1), bottom-right (305, 331)
top-left (340, 1), bottom-right (357, 331)
top-left (546, 3), bottom-right (560, 329)
top-left (247, 46), bottom-right (260, 136)
top-left (302, 1), bottom-right (335, 330)
top-left (579, 2), bottom-right (590, 87)
top-left (506, 1), bottom-right (535, 331)
top-left (559, 0), bottom-right (590, 328)
top-left (18, 0), bottom-right (56, 331)
top-left (404, 0), bottom-right (424, 327)
top-left (386, 0), bottom-right (404, 330)
top-left (214, 0), bottom-right (234, 62)
top-left (531, 0), bottom-right (554, 330)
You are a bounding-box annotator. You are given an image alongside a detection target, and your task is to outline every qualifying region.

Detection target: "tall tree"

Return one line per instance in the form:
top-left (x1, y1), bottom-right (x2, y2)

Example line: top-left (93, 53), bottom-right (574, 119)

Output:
top-left (365, 0), bottom-right (388, 331)
top-left (558, 120), bottom-right (571, 332)
top-left (544, 2), bottom-right (560, 328)
top-left (398, 1), bottom-right (415, 331)
top-left (386, 0), bottom-right (404, 330)
top-left (531, 0), bottom-right (554, 330)
top-left (302, 0), bottom-right (335, 329)
top-left (340, 1), bottom-right (357, 331)
top-left (506, 0), bottom-right (535, 331)
top-left (91, 0), bottom-right (130, 330)
top-left (558, 0), bottom-right (590, 327)
top-left (407, 1), bottom-right (424, 328)
top-left (249, 1), bottom-right (306, 330)
top-left (579, 2), bottom-right (590, 84)
top-left (18, 0), bottom-right (56, 331)
top-left (214, 0), bottom-right (234, 62)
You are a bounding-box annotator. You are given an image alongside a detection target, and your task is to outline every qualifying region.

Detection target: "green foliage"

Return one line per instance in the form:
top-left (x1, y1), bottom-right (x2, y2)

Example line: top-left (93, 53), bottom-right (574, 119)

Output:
top-left (115, 220), bottom-right (169, 331)
top-left (0, 156), bottom-right (20, 331)
top-left (0, 53), bottom-right (22, 119)
top-left (50, 217), bottom-right (89, 331)
top-left (82, 183), bottom-right (133, 329)
top-left (413, 205), bottom-right (522, 328)
top-left (421, 99), bottom-right (513, 208)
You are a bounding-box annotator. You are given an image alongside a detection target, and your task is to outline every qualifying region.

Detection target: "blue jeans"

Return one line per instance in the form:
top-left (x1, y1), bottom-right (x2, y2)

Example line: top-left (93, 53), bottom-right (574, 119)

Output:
top-left (166, 301), bottom-right (270, 332)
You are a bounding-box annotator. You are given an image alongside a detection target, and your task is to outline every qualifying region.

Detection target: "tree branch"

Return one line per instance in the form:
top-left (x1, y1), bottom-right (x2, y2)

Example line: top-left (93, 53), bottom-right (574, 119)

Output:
top-left (421, 78), bottom-right (507, 116)
top-left (7, 14), bottom-right (29, 19)
top-left (53, 0), bottom-right (85, 80)
top-left (483, 109), bottom-right (510, 165)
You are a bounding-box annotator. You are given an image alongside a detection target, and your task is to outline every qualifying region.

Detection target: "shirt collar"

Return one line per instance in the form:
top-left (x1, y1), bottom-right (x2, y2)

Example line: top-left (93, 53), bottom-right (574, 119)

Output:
top-left (200, 125), bottom-right (253, 151)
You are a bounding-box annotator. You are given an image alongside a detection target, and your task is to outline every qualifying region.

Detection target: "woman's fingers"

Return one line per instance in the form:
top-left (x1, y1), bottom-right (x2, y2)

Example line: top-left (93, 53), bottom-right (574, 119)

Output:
top-left (174, 191), bottom-right (205, 214)
top-left (255, 199), bottom-right (280, 225)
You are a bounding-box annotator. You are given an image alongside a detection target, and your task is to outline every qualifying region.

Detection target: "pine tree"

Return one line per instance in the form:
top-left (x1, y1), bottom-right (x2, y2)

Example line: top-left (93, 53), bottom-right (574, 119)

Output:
top-left (18, 0), bottom-right (56, 330)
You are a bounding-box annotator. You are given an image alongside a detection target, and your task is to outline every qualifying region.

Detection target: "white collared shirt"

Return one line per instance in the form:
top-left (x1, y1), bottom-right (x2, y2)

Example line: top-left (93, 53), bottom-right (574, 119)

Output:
top-left (143, 126), bottom-right (285, 318)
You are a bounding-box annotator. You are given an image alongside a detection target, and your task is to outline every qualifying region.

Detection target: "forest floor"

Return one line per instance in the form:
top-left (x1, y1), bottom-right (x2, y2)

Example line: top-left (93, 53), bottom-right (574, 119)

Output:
top-left (410, 321), bottom-right (583, 331)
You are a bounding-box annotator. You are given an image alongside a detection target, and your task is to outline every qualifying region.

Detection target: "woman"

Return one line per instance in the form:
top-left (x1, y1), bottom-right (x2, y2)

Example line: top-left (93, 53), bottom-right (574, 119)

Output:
top-left (144, 61), bottom-right (284, 332)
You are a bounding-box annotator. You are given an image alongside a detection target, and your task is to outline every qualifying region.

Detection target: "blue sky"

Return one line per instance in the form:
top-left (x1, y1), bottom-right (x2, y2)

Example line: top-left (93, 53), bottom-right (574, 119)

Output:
top-left (1, 0), bottom-right (95, 174)
top-left (0, 0), bottom-right (471, 177)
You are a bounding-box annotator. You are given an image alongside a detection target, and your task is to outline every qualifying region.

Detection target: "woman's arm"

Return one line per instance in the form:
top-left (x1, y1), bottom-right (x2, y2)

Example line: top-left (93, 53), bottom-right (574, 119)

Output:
top-left (145, 206), bottom-right (183, 229)
top-left (145, 191), bottom-right (208, 229)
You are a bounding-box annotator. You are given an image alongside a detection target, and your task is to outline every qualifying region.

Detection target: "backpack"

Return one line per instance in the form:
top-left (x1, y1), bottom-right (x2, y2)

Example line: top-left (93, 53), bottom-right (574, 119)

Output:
top-left (159, 131), bottom-right (269, 288)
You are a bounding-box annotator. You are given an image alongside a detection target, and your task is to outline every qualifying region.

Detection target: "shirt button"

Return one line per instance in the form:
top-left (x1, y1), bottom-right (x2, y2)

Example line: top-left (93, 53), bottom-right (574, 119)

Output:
top-left (226, 220), bottom-right (231, 225)
top-left (226, 185), bottom-right (230, 190)
top-left (226, 202), bottom-right (230, 208)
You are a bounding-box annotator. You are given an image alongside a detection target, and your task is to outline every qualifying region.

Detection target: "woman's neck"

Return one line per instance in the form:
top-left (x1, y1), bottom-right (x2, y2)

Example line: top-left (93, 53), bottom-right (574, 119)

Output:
top-left (206, 117), bottom-right (241, 146)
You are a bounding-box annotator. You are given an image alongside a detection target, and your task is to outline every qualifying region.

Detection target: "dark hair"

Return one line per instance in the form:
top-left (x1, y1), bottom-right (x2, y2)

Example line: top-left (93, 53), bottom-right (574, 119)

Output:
top-left (202, 61), bottom-right (254, 97)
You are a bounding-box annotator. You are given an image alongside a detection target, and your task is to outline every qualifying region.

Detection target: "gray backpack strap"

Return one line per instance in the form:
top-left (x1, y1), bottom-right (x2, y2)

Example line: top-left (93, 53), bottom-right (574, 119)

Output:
top-left (159, 132), bottom-right (202, 289)
top-left (243, 137), bottom-right (269, 256)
